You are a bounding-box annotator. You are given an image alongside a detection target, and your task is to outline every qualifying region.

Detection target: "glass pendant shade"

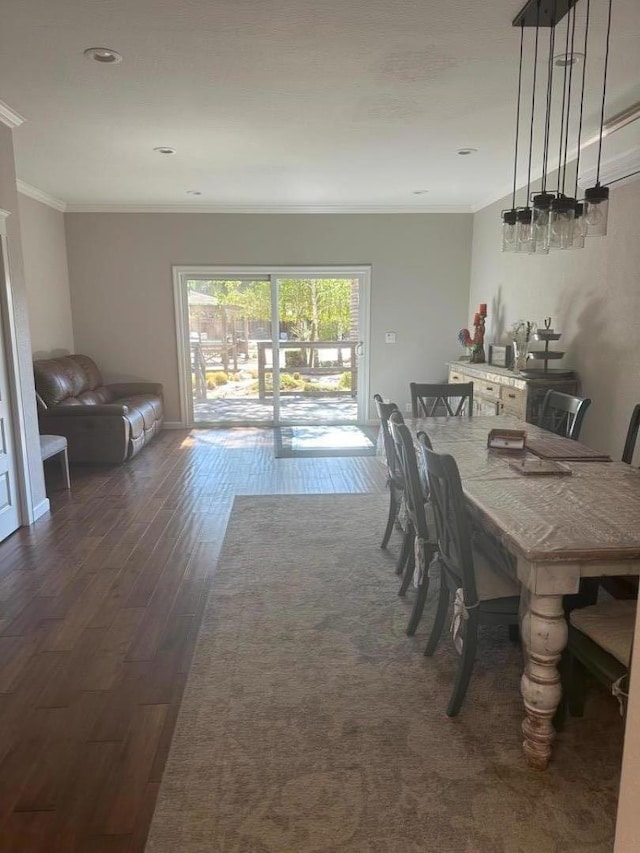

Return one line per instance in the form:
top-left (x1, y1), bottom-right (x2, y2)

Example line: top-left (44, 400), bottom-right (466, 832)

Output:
top-left (516, 208), bottom-right (536, 253)
top-left (502, 209), bottom-right (519, 253)
top-left (568, 201), bottom-right (586, 249)
top-left (532, 192), bottom-right (554, 254)
top-left (584, 185), bottom-right (610, 236)
top-left (549, 196), bottom-right (576, 249)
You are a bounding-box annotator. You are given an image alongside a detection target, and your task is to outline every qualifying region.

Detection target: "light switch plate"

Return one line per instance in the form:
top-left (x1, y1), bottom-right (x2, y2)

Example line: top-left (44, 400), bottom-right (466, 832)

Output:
top-left (385, 331), bottom-right (397, 344)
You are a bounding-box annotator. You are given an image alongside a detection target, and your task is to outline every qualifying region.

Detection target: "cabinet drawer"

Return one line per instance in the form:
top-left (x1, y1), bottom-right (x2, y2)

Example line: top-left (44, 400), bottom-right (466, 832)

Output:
top-left (448, 369), bottom-right (467, 384)
top-left (501, 386), bottom-right (526, 417)
top-left (475, 380), bottom-right (501, 401)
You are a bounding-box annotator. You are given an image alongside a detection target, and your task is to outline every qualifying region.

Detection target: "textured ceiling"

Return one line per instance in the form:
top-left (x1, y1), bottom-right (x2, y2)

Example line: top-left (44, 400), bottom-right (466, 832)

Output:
top-left (1, 0), bottom-right (639, 210)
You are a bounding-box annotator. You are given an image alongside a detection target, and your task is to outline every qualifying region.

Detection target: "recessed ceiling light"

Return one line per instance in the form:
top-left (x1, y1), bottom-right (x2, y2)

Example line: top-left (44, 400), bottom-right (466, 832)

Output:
top-left (554, 52), bottom-right (584, 67)
top-left (84, 47), bottom-right (122, 64)
top-left (457, 148), bottom-right (478, 156)
top-left (186, 190), bottom-right (202, 196)
top-left (412, 189), bottom-right (429, 195)
top-left (153, 146), bottom-right (176, 155)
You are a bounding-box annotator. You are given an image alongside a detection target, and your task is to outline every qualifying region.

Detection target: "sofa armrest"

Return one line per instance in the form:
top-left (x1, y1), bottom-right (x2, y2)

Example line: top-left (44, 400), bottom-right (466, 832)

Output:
top-left (106, 382), bottom-right (163, 398)
top-left (46, 403), bottom-right (129, 417)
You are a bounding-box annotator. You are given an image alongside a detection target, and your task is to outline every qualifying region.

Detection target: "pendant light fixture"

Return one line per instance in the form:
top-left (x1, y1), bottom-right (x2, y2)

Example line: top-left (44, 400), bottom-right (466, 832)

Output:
top-left (549, 1), bottom-right (577, 250)
top-left (569, 0), bottom-right (591, 248)
top-left (504, 0), bottom-right (615, 252)
top-left (516, 1), bottom-right (541, 254)
top-left (584, 0), bottom-right (613, 235)
top-left (502, 23), bottom-right (525, 253)
top-left (531, 23), bottom-right (556, 254)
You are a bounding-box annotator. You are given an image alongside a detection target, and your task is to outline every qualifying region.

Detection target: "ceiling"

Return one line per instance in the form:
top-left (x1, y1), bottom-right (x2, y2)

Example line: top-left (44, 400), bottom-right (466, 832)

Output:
top-left (1, 0), bottom-right (639, 212)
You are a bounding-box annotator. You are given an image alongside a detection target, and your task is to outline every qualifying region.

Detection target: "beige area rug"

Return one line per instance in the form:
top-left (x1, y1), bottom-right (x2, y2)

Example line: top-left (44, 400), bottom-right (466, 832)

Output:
top-left (145, 494), bottom-right (622, 853)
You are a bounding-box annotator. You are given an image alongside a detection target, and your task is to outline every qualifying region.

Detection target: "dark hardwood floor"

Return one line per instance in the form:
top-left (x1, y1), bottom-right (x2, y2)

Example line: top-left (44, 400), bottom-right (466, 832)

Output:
top-left (0, 428), bottom-right (386, 852)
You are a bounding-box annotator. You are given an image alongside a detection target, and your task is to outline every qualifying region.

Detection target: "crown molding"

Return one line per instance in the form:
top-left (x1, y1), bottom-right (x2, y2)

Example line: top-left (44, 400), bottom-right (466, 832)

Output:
top-left (0, 100), bottom-right (25, 128)
top-left (16, 180), bottom-right (66, 212)
top-left (64, 202), bottom-right (472, 214)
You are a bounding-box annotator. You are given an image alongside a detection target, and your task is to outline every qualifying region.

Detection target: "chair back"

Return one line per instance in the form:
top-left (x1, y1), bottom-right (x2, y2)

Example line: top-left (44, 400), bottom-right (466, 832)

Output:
top-left (409, 382), bottom-right (473, 418)
top-left (419, 436), bottom-right (478, 603)
top-left (388, 414), bottom-right (429, 541)
top-left (374, 393), bottom-right (403, 482)
top-left (622, 404), bottom-right (640, 465)
top-left (538, 390), bottom-right (591, 440)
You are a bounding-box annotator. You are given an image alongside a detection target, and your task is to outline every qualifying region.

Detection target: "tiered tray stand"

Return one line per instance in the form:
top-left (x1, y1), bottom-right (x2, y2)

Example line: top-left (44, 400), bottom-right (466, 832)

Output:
top-left (521, 329), bottom-right (575, 379)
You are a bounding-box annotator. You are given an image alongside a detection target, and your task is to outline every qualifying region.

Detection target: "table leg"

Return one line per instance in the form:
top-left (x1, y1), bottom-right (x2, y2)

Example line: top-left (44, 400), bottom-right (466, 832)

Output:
top-left (520, 592), bottom-right (567, 770)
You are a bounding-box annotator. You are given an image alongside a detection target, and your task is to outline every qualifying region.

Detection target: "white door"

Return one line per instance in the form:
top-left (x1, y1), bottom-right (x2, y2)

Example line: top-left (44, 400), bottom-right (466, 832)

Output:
top-left (0, 233), bottom-right (20, 541)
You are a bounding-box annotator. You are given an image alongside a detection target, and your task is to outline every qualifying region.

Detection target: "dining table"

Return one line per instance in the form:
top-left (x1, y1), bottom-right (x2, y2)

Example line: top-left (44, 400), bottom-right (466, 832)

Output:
top-left (407, 414), bottom-right (640, 770)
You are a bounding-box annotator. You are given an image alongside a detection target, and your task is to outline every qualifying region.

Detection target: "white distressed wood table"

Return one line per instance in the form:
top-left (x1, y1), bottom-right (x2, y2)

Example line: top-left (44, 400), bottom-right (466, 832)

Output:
top-left (409, 415), bottom-right (640, 770)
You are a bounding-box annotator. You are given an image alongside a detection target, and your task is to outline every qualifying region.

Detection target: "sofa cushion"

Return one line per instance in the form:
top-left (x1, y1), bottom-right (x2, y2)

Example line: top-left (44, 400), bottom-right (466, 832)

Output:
top-left (68, 354), bottom-right (103, 390)
top-left (77, 388), bottom-right (114, 405)
top-left (34, 357), bottom-right (89, 406)
top-left (118, 395), bottom-right (161, 432)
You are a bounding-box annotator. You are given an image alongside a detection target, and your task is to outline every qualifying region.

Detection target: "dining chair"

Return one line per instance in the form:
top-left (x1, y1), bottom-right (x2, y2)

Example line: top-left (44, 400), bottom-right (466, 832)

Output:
top-left (388, 415), bottom-right (436, 635)
top-left (622, 403), bottom-right (640, 464)
top-left (373, 394), bottom-right (405, 552)
top-left (409, 382), bottom-right (474, 418)
top-left (538, 390), bottom-right (591, 440)
top-left (418, 434), bottom-right (520, 717)
top-left (557, 599), bottom-right (636, 728)
top-left (599, 404), bottom-right (640, 600)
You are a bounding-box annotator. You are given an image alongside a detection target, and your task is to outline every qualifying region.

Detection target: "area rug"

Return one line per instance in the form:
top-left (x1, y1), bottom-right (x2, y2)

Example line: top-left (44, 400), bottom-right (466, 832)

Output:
top-left (145, 494), bottom-right (622, 853)
top-left (274, 424), bottom-right (378, 458)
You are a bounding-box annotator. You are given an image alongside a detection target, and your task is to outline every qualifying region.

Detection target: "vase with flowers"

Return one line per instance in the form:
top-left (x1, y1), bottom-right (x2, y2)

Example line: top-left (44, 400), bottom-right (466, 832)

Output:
top-left (510, 321), bottom-right (536, 373)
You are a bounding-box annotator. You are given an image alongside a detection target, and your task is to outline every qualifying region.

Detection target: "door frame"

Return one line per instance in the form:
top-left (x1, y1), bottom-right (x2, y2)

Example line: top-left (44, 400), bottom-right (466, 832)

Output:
top-left (0, 210), bottom-right (35, 528)
top-left (173, 265), bottom-right (371, 428)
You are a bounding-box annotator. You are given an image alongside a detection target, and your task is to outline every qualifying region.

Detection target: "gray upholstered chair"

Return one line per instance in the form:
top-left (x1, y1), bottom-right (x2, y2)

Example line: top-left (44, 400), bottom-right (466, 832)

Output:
top-left (559, 599), bottom-right (636, 725)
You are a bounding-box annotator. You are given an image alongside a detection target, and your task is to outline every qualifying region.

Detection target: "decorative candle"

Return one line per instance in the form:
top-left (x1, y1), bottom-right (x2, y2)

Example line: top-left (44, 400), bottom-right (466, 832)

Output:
top-left (479, 303), bottom-right (487, 316)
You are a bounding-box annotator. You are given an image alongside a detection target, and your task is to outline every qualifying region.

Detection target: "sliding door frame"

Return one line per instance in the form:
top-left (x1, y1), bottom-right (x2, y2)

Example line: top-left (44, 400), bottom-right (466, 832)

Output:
top-left (173, 265), bottom-right (371, 428)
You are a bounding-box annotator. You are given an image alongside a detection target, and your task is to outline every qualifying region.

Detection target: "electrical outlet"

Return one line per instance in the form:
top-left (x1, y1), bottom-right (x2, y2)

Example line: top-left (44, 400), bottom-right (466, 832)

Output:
top-left (385, 331), bottom-right (397, 344)
top-left (405, 403), bottom-right (412, 413)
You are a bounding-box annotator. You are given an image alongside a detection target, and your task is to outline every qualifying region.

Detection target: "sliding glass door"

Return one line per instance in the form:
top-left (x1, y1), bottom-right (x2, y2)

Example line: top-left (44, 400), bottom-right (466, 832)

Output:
top-left (174, 267), bottom-right (369, 427)
top-left (274, 277), bottom-right (361, 425)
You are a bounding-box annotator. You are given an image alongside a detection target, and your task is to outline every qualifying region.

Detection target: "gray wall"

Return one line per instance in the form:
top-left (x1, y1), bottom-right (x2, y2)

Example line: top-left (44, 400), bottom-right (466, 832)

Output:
top-left (64, 212), bottom-right (473, 422)
top-left (18, 192), bottom-right (74, 357)
top-left (469, 179), bottom-right (640, 458)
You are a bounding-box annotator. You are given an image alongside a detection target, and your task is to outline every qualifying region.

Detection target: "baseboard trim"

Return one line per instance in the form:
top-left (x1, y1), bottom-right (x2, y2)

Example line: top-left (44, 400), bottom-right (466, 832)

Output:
top-left (163, 421), bottom-right (187, 430)
top-left (32, 498), bottom-right (50, 522)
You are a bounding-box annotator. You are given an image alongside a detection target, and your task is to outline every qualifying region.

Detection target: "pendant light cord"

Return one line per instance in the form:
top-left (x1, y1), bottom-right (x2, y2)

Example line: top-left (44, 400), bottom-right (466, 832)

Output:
top-left (574, 0), bottom-right (590, 197)
top-left (512, 23), bottom-right (525, 209)
top-left (556, 7), bottom-right (571, 196)
top-left (561, 3), bottom-right (578, 195)
top-left (596, 0), bottom-right (614, 185)
top-left (526, 2), bottom-right (541, 205)
top-left (541, 23), bottom-right (556, 193)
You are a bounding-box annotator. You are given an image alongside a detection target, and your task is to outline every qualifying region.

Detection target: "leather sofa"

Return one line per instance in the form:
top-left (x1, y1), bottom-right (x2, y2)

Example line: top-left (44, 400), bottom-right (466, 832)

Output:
top-left (33, 354), bottom-right (164, 464)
